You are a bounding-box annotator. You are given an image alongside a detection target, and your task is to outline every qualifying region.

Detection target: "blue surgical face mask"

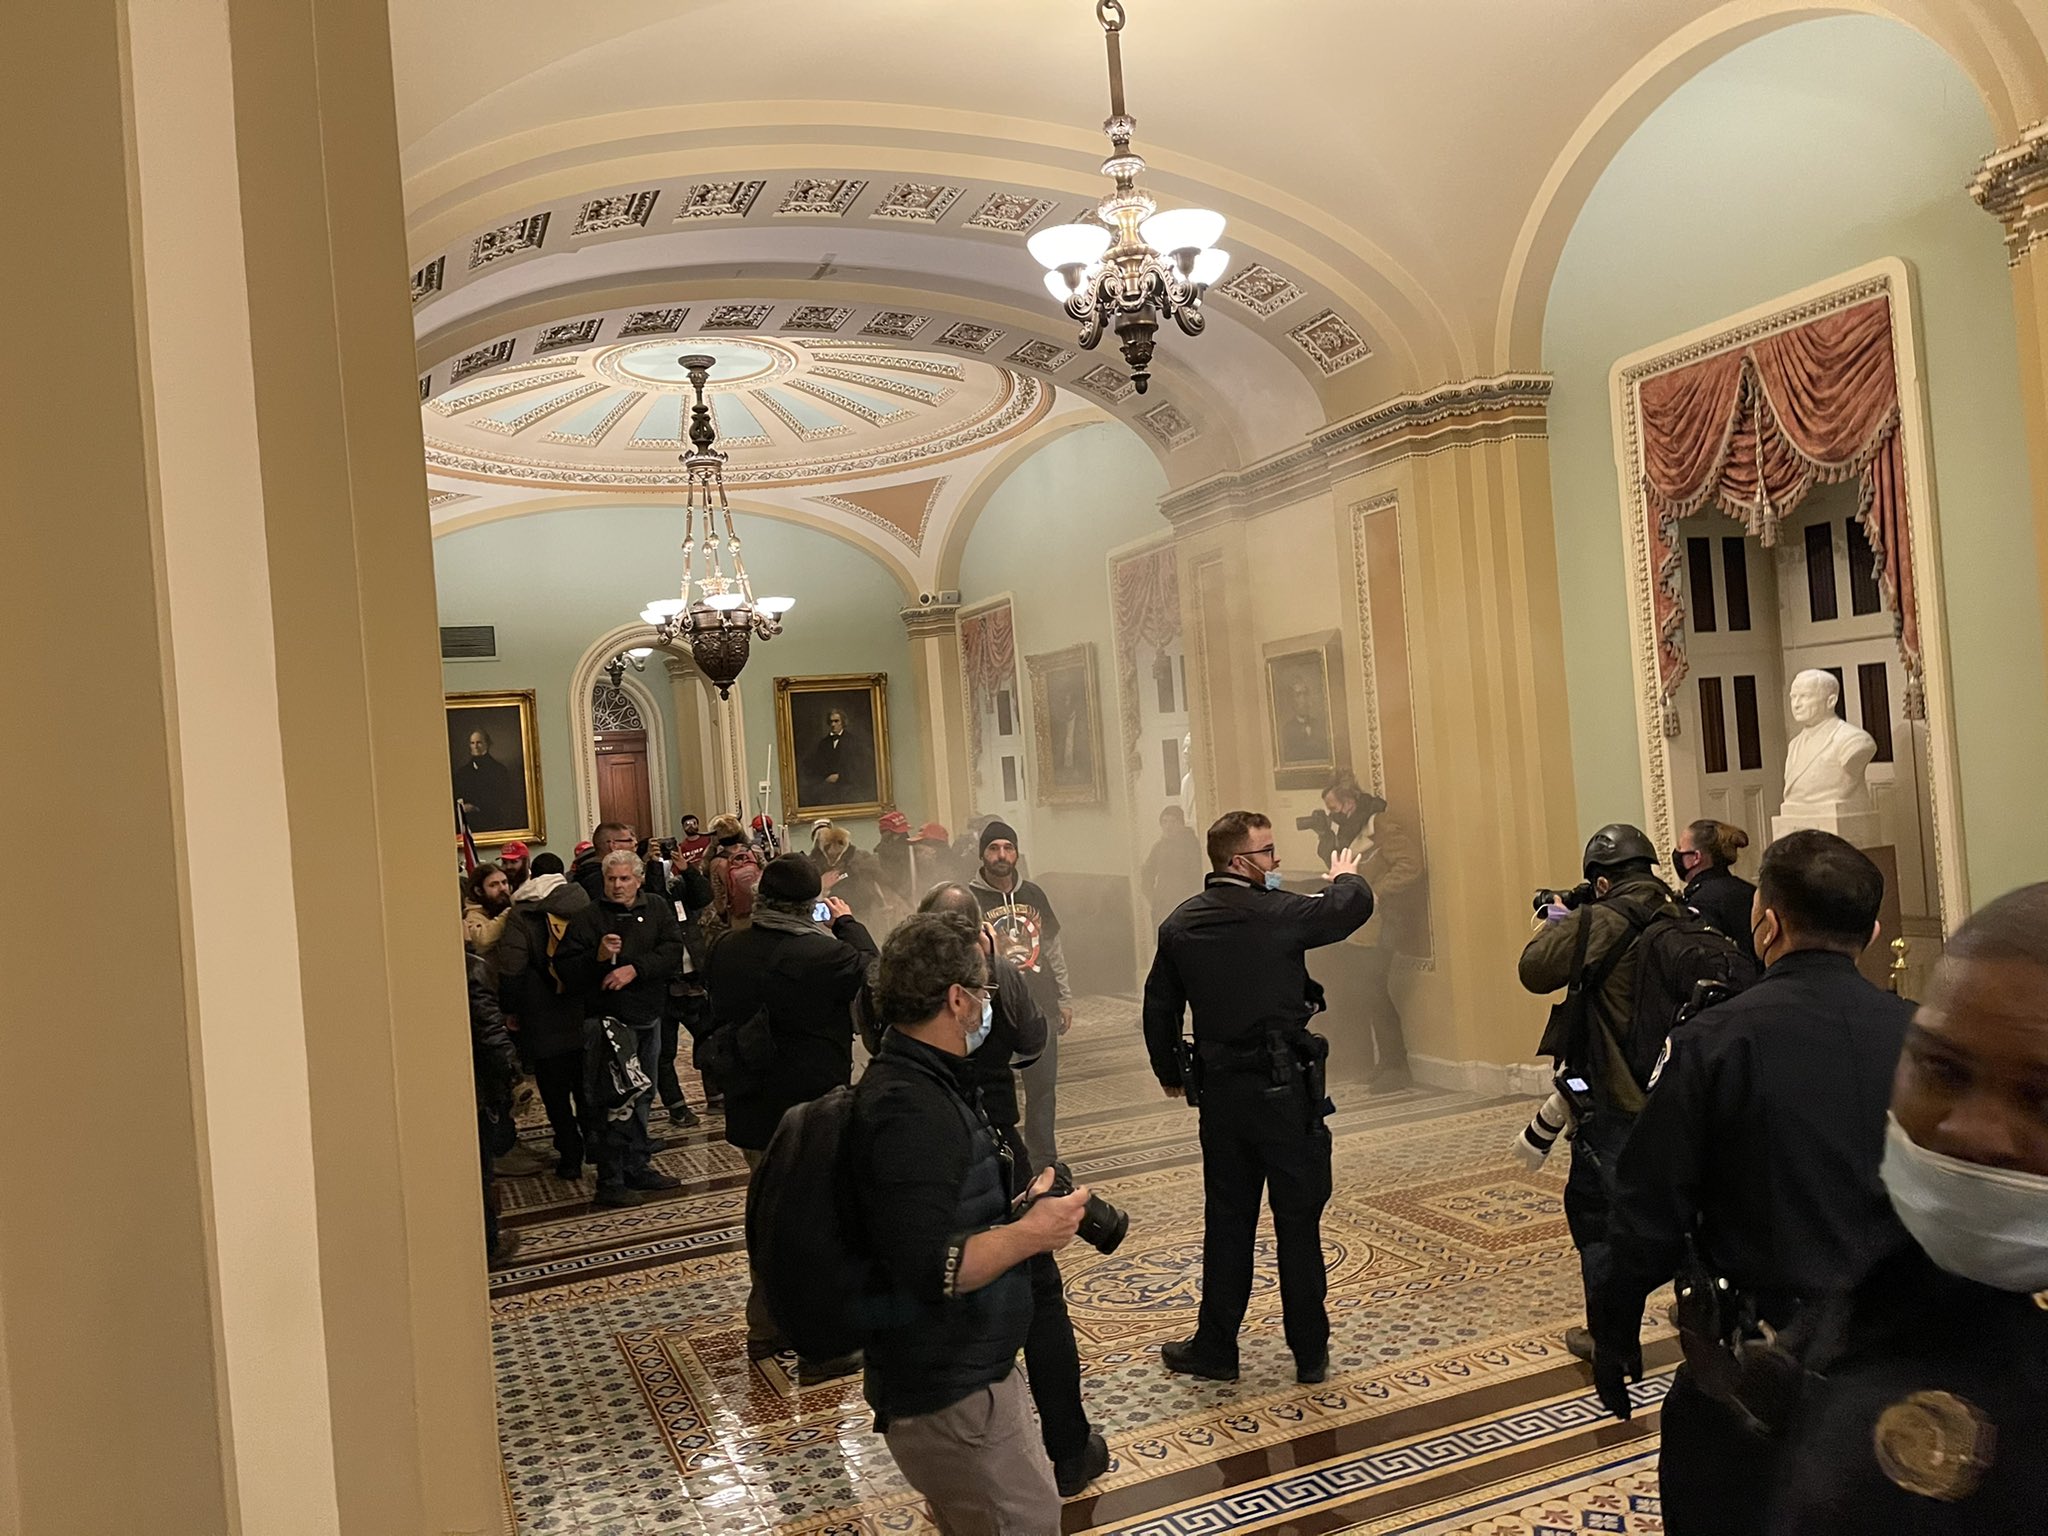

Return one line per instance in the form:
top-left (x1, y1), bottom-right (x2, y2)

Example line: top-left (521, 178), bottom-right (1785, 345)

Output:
top-left (1263, 869), bottom-right (1285, 892)
top-left (965, 995), bottom-right (994, 1053)
top-left (1880, 1115), bottom-right (2048, 1292)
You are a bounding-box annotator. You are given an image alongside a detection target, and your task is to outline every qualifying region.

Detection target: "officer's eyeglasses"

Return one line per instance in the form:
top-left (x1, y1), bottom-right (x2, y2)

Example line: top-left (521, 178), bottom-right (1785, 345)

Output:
top-left (1241, 845), bottom-right (1277, 863)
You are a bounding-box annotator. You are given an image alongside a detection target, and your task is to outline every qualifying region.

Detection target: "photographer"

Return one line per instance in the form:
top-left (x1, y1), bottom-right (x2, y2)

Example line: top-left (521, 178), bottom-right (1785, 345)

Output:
top-left (1142, 810), bottom-right (1373, 1385)
top-left (1516, 823), bottom-right (1685, 1360)
top-left (850, 914), bottom-right (1090, 1534)
top-left (1303, 773), bottom-right (1423, 1089)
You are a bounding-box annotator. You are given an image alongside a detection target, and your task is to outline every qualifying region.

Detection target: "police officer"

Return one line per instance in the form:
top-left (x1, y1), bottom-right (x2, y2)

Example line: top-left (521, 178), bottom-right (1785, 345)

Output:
top-left (1590, 830), bottom-right (1913, 1536)
top-left (1765, 881), bottom-right (2048, 1533)
top-left (1517, 823), bottom-right (1687, 1359)
top-left (1141, 809), bottom-right (1373, 1385)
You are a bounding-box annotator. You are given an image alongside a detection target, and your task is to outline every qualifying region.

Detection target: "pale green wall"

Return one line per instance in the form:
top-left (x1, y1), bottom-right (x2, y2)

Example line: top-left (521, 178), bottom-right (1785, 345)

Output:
top-left (433, 506), bottom-right (920, 850)
top-left (1544, 15), bottom-right (2046, 904)
top-left (958, 421), bottom-right (1170, 876)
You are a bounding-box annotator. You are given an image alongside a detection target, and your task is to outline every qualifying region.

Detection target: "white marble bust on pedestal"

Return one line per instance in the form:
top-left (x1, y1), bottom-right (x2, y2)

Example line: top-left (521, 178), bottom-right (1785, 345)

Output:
top-left (1773, 668), bottom-right (1881, 846)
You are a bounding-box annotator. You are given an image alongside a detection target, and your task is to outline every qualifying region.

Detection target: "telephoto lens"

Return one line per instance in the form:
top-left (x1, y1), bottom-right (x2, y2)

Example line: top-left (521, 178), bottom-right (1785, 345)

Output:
top-left (1047, 1162), bottom-right (1129, 1254)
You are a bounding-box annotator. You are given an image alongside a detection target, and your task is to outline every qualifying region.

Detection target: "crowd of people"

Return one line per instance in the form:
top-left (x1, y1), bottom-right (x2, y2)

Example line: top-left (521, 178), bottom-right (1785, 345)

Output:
top-left (452, 791), bottom-right (2047, 1535)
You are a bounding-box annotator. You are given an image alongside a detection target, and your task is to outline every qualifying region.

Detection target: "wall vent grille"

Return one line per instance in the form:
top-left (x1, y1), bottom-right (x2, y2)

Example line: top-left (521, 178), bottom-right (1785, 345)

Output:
top-left (440, 624), bottom-right (497, 660)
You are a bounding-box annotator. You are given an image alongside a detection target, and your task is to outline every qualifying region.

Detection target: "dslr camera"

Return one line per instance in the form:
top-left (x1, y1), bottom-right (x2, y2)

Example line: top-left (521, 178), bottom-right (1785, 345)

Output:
top-left (1531, 880), bottom-right (1595, 915)
top-left (1293, 808), bottom-right (1333, 835)
top-left (1023, 1162), bottom-right (1129, 1254)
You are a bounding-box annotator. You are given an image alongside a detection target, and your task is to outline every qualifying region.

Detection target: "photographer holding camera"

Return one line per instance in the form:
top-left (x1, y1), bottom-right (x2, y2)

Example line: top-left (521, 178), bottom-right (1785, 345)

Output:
top-left (849, 913), bottom-right (1093, 1534)
top-left (1142, 810), bottom-right (1374, 1385)
top-left (1517, 824), bottom-right (1690, 1360)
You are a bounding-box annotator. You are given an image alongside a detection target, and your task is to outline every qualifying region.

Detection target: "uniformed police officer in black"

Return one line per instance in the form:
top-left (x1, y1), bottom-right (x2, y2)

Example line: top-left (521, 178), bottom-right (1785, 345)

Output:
top-left (1765, 881), bottom-right (2048, 1533)
top-left (1591, 829), bottom-right (1913, 1536)
top-left (1141, 808), bottom-right (1373, 1385)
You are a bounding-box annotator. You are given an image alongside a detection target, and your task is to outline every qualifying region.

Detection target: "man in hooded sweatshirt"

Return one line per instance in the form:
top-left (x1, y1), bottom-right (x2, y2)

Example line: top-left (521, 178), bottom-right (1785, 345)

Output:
top-left (971, 820), bottom-right (1074, 1168)
top-left (496, 852), bottom-right (596, 1182)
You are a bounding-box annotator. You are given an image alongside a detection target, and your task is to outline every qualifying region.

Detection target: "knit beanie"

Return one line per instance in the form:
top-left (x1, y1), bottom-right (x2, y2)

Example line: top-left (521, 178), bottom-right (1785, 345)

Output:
top-left (979, 819), bottom-right (1020, 855)
top-left (758, 854), bottom-right (823, 904)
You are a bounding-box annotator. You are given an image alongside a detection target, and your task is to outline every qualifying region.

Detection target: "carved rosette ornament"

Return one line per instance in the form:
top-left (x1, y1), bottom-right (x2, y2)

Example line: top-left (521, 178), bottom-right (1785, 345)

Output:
top-left (1969, 120), bottom-right (2048, 265)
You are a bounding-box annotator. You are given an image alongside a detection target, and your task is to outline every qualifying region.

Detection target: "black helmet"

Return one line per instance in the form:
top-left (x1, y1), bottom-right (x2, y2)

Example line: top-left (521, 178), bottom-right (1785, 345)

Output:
top-left (1582, 823), bottom-right (1657, 878)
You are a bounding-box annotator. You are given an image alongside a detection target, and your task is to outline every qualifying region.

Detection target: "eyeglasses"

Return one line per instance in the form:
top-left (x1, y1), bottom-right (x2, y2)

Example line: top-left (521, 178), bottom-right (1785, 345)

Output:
top-left (958, 980), bottom-right (1000, 997)
top-left (1240, 845), bottom-right (1277, 861)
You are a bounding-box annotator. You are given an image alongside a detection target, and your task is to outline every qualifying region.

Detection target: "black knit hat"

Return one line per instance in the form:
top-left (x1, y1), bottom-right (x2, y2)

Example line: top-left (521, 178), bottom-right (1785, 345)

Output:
top-left (979, 819), bottom-right (1020, 855)
top-left (759, 853), bottom-right (823, 903)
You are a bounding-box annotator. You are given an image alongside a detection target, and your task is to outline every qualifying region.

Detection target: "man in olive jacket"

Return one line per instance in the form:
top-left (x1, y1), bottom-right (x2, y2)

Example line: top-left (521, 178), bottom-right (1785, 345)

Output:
top-left (555, 850), bottom-right (687, 1203)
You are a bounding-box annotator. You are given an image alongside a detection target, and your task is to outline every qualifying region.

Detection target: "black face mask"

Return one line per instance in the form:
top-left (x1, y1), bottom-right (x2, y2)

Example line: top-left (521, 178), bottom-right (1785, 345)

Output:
top-left (1672, 848), bottom-right (1695, 882)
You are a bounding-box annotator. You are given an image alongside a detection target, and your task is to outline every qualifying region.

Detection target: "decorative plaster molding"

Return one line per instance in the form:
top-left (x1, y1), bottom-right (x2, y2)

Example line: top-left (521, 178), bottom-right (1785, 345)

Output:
top-left (899, 601), bottom-right (963, 638)
top-left (1158, 373), bottom-right (1553, 527)
top-left (1969, 119), bottom-right (2048, 265)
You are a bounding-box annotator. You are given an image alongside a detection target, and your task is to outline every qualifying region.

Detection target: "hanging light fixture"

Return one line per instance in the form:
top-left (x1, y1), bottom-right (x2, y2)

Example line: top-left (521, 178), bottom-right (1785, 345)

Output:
top-left (1025, 0), bottom-right (1228, 394)
top-left (638, 354), bottom-right (793, 698)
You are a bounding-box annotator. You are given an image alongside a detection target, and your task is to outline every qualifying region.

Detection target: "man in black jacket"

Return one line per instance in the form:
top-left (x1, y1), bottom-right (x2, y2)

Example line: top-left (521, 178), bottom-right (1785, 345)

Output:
top-left (495, 852), bottom-right (593, 1181)
top-left (555, 849), bottom-right (687, 1205)
top-left (971, 820), bottom-right (1073, 1166)
top-left (467, 948), bottom-right (523, 1267)
top-left (1142, 810), bottom-right (1374, 1385)
top-left (705, 854), bottom-right (878, 1359)
top-left (920, 884), bottom-right (1108, 1497)
top-left (1590, 830), bottom-right (1913, 1536)
top-left (646, 843), bottom-right (715, 1127)
top-left (851, 913), bottom-right (1090, 1535)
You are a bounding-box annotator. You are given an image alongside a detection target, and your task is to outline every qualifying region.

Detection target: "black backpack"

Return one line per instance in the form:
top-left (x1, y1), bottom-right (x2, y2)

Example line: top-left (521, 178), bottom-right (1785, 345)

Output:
top-left (744, 1085), bottom-right (877, 1360)
top-left (1625, 909), bottom-right (1759, 1086)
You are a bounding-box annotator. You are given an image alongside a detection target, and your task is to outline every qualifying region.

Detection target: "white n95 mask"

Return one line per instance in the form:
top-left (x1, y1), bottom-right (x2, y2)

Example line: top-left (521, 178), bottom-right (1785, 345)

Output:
top-left (1880, 1114), bottom-right (2048, 1293)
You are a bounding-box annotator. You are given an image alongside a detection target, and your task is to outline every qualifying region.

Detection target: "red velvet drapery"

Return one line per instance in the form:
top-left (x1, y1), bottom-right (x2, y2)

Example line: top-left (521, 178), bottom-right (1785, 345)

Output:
top-left (1110, 545), bottom-right (1182, 777)
top-left (1637, 296), bottom-right (1921, 720)
top-left (959, 603), bottom-right (1017, 775)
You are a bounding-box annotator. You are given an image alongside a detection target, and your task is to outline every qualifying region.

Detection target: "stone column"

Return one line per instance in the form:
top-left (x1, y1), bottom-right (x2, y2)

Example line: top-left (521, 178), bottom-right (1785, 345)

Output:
top-left (901, 601), bottom-right (974, 829)
top-left (0, 2), bottom-right (498, 1532)
top-left (1971, 123), bottom-right (2048, 697)
top-left (665, 653), bottom-right (716, 820)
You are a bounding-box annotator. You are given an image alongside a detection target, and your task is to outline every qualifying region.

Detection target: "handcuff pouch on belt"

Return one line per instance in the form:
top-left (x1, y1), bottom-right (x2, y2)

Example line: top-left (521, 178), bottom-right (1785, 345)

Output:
top-left (1175, 1033), bottom-right (1203, 1107)
top-left (1671, 1241), bottom-right (1815, 1439)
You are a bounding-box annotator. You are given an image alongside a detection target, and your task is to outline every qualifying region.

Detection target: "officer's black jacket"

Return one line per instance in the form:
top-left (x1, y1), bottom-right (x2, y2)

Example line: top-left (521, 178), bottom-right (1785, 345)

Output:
top-left (1141, 872), bottom-right (1374, 1087)
top-left (1768, 1242), bottom-right (2048, 1532)
top-left (1684, 862), bottom-right (1758, 963)
top-left (1595, 949), bottom-right (1913, 1338)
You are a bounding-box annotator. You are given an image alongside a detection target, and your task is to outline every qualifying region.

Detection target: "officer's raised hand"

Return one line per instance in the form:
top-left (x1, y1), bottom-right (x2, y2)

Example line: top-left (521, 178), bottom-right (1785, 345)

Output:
top-left (1591, 1334), bottom-right (1643, 1420)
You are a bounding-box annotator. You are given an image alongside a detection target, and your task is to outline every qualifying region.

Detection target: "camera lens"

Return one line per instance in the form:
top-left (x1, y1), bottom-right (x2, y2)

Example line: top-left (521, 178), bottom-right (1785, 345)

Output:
top-left (1048, 1161), bottom-right (1128, 1255)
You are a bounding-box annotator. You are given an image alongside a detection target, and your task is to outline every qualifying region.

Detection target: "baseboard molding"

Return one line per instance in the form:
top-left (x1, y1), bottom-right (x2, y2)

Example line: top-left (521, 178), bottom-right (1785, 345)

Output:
top-left (1410, 1054), bottom-right (1552, 1097)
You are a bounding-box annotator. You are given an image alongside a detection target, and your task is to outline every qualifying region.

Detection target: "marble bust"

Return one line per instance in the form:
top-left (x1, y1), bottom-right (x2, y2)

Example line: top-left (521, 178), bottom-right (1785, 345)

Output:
top-left (1773, 668), bottom-right (1880, 845)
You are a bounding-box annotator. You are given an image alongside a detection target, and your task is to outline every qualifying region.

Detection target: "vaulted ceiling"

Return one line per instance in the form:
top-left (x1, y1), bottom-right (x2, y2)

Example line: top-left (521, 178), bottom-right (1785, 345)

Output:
top-left (394, 0), bottom-right (2048, 487)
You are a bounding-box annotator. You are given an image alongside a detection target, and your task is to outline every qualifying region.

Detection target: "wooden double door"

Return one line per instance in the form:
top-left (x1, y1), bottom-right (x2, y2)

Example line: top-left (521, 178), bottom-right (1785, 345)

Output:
top-left (595, 729), bottom-right (653, 840)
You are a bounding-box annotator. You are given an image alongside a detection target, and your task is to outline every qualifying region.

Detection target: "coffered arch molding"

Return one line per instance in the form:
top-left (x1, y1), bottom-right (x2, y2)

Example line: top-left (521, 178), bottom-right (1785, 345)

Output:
top-left (401, 114), bottom-right (1452, 390)
top-left (1494, 0), bottom-right (2048, 372)
top-left (414, 275), bottom-right (1256, 485)
top-left (430, 490), bottom-right (928, 604)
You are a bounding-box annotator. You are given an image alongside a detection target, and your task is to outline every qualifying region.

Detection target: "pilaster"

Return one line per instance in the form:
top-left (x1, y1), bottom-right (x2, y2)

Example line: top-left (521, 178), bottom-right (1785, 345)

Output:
top-left (901, 601), bottom-right (973, 828)
top-left (1971, 122), bottom-right (2048, 699)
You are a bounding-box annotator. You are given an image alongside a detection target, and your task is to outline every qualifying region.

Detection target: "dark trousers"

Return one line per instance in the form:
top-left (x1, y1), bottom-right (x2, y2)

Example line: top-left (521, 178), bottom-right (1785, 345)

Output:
top-left (1658, 1367), bottom-right (1775, 1536)
top-left (659, 989), bottom-right (707, 1109)
top-left (532, 1049), bottom-right (586, 1169)
top-left (628, 1023), bottom-right (661, 1157)
top-left (581, 1021), bottom-right (655, 1189)
top-left (1357, 944), bottom-right (1408, 1074)
top-left (1192, 1083), bottom-right (1333, 1363)
top-left (477, 1108), bottom-right (501, 1251)
top-left (1561, 1112), bottom-right (1633, 1326)
top-left (1000, 1125), bottom-right (1090, 1462)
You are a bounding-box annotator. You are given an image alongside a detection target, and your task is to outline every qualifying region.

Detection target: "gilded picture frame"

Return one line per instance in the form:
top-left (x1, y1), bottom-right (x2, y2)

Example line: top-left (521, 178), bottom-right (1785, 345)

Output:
top-left (446, 688), bottom-right (546, 848)
top-left (1026, 642), bottom-right (1107, 807)
top-left (775, 673), bottom-right (893, 823)
top-left (1263, 631), bottom-right (1349, 791)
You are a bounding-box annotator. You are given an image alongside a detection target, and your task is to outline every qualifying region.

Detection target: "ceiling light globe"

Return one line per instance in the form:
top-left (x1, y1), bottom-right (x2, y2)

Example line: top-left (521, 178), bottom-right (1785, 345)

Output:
top-left (1043, 270), bottom-right (1080, 303)
top-left (626, 647), bottom-right (654, 659)
top-left (1139, 207), bottom-right (1225, 257)
top-left (757, 596), bottom-right (797, 616)
top-left (643, 598), bottom-right (687, 621)
top-left (1190, 247), bottom-right (1231, 287)
top-left (1027, 223), bottom-right (1113, 272)
top-left (703, 592), bottom-right (748, 612)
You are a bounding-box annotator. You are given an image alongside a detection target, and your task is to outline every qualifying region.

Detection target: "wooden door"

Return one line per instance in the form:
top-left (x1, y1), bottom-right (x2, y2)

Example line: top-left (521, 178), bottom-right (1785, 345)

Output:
top-left (595, 729), bottom-right (653, 840)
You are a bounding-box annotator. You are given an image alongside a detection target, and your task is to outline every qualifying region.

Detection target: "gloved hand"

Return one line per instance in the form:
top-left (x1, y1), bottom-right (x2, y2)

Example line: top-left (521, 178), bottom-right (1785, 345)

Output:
top-left (1591, 1333), bottom-right (1643, 1421)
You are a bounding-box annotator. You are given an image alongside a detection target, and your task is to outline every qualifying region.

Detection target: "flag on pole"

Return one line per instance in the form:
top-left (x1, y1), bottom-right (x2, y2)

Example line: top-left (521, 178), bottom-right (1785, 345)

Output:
top-left (455, 795), bottom-right (479, 875)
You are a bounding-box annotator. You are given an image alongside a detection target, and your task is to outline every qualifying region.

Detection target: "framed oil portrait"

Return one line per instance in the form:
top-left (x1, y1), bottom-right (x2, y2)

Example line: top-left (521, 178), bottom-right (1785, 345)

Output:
top-left (446, 689), bottom-right (545, 847)
top-left (1026, 643), bottom-right (1107, 807)
top-left (775, 673), bottom-right (892, 822)
top-left (1264, 631), bottom-right (1350, 791)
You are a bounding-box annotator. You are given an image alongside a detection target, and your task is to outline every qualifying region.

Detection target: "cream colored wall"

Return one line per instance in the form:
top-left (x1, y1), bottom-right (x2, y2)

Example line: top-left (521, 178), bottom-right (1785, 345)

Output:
top-left (957, 422), bottom-right (1172, 877)
top-left (1545, 17), bottom-right (2048, 902)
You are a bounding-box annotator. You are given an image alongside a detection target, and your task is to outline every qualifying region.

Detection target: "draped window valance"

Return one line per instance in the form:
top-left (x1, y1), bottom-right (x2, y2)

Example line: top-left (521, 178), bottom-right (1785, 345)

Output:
top-left (959, 603), bottom-right (1017, 776)
top-left (1110, 544), bottom-right (1182, 776)
top-left (1637, 296), bottom-right (1922, 723)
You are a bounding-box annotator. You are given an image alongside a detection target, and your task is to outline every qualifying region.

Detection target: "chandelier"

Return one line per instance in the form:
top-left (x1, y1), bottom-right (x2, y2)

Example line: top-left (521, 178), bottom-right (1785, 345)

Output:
top-left (638, 354), bottom-right (793, 698)
top-left (1025, 0), bottom-right (1228, 394)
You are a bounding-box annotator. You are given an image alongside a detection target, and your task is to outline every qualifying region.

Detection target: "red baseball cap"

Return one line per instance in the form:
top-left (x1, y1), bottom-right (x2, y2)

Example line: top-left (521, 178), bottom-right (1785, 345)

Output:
top-left (914, 821), bottom-right (950, 843)
top-left (879, 811), bottom-right (911, 835)
top-left (501, 840), bottom-right (529, 861)
top-left (573, 840), bottom-right (594, 856)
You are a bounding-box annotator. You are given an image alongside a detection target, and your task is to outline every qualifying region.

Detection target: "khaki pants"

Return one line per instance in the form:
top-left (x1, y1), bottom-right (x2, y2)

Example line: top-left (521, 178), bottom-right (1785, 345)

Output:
top-left (883, 1372), bottom-right (1061, 1536)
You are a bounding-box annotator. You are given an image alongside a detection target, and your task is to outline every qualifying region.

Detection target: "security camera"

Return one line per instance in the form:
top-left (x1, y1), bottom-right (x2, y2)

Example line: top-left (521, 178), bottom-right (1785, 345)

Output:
top-left (919, 591), bottom-right (936, 606)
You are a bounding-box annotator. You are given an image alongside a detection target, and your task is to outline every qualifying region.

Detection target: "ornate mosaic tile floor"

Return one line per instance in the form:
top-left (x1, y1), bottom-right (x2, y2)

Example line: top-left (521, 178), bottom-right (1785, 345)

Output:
top-left (491, 998), bottom-right (1670, 1535)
